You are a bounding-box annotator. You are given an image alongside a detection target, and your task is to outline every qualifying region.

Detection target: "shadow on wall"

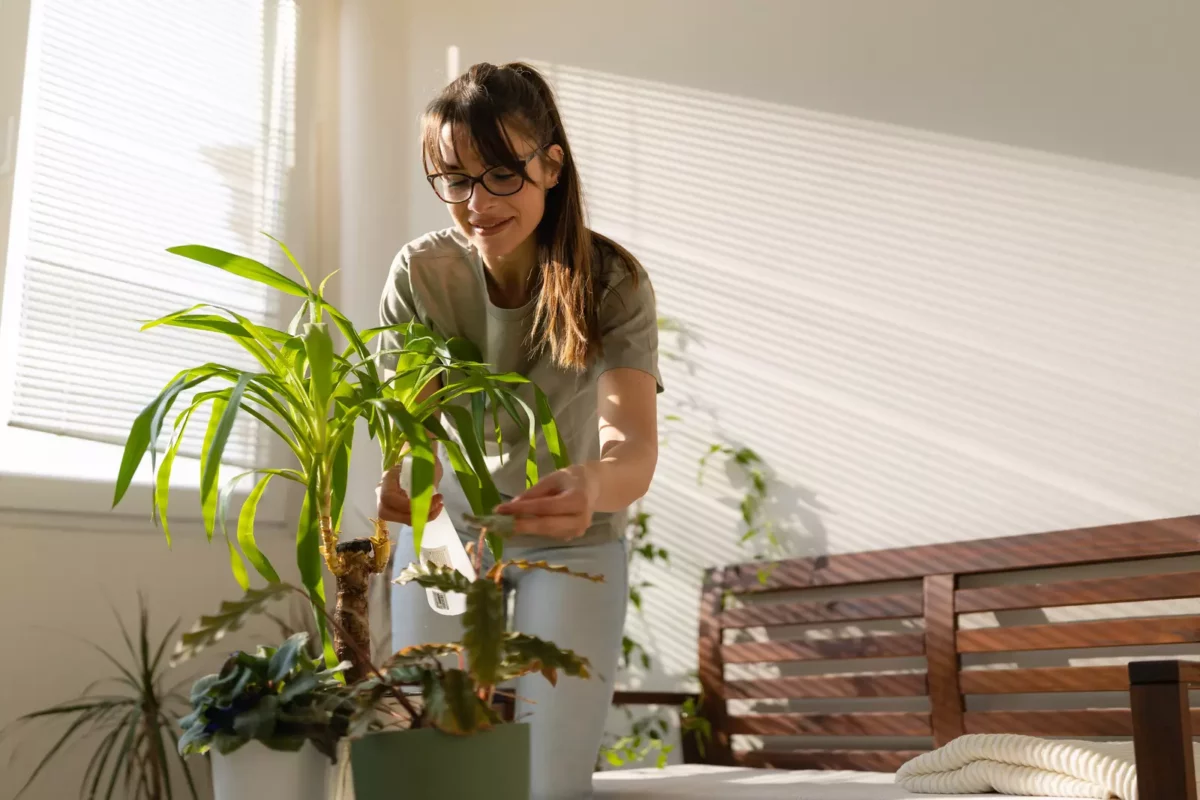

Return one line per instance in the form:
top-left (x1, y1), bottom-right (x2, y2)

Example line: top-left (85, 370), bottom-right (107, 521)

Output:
top-left (534, 62), bottom-right (1200, 683)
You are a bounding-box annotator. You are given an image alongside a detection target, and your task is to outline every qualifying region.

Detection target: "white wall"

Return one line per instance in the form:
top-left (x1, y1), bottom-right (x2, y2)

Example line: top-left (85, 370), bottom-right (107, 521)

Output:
top-left (381, 0), bottom-right (1200, 692)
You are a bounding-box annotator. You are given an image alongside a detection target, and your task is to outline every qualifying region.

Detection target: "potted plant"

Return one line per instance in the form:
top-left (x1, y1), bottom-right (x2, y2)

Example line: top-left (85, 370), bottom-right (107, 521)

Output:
top-left (2, 596), bottom-right (200, 800)
top-left (172, 527), bottom-right (599, 800)
top-left (178, 632), bottom-right (352, 800)
top-left (111, 239), bottom-right (569, 682)
top-left (349, 542), bottom-right (597, 799)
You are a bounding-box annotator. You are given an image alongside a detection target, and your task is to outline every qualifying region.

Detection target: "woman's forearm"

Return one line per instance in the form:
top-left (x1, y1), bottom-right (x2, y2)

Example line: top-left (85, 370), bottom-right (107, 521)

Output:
top-left (581, 437), bottom-right (658, 514)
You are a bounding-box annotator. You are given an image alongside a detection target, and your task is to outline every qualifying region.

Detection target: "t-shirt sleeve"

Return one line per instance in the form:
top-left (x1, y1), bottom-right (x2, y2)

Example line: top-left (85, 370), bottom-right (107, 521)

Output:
top-left (378, 249), bottom-right (420, 373)
top-left (598, 266), bottom-right (663, 393)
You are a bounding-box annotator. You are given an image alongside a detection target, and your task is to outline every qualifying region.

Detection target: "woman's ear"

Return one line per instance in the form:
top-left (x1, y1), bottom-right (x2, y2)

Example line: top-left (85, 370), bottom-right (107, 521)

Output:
top-left (544, 144), bottom-right (565, 188)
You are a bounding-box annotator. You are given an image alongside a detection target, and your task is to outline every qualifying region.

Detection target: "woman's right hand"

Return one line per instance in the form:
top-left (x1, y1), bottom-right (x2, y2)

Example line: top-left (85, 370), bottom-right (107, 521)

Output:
top-left (376, 461), bottom-right (444, 525)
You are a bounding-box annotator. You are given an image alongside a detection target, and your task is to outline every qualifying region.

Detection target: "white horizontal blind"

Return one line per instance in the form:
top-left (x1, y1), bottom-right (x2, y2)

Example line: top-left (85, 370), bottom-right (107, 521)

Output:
top-left (5, 0), bottom-right (298, 465)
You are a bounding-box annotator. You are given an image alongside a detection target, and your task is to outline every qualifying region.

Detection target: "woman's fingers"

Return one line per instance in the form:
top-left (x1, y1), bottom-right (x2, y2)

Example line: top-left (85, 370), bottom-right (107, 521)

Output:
top-left (496, 473), bottom-right (569, 514)
top-left (513, 511), bottom-right (586, 539)
top-left (378, 491), bottom-right (444, 523)
top-left (500, 491), bottom-right (580, 517)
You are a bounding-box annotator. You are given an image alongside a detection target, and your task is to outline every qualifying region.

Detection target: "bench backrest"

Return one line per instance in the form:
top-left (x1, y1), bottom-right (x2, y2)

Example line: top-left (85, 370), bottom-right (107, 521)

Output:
top-left (698, 515), bottom-right (1200, 770)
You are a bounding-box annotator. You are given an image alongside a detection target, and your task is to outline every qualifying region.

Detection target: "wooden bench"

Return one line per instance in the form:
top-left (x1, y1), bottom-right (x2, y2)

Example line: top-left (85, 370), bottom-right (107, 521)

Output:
top-left (612, 514), bottom-right (1200, 798)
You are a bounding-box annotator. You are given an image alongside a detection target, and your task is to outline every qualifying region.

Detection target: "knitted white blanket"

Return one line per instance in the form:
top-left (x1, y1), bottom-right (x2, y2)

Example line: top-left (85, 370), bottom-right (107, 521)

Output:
top-left (895, 734), bottom-right (1196, 799)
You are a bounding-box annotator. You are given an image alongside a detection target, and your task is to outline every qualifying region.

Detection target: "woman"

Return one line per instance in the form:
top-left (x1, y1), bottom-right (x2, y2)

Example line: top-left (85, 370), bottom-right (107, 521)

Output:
top-left (376, 62), bottom-right (660, 799)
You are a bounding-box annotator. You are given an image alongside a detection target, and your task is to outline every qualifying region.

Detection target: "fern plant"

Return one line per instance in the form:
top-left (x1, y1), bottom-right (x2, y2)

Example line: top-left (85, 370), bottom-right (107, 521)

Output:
top-left (112, 240), bottom-right (568, 681)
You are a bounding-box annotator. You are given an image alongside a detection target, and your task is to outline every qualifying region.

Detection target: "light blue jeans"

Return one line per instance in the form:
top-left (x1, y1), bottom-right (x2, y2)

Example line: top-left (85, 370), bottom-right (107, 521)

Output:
top-left (391, 527), bottom-right (628, 800)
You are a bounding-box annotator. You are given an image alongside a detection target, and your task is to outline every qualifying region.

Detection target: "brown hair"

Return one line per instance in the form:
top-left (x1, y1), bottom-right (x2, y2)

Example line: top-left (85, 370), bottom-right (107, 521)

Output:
top-left (421, 61), bottom-right (639, 371)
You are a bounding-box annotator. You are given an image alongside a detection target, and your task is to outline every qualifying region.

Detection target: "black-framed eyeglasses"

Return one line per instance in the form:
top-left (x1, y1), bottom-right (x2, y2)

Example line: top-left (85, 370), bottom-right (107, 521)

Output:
top-left (426, 144), bottom-right (552, 204)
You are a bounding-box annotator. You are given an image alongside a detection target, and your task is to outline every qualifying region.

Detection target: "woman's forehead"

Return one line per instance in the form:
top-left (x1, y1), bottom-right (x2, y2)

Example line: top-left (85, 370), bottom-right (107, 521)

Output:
top-left (437, 121), bottom-right (534, 170)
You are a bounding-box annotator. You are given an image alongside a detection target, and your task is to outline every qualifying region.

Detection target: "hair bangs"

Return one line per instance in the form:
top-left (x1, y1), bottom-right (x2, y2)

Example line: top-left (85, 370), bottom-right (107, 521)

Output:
top-left (421, 90), bottom-right (533, 178)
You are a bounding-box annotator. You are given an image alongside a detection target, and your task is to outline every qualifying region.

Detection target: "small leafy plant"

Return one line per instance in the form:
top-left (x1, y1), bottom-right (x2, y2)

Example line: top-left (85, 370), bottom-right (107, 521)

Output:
top-left (384, 552), bottom-right (597, 734)
top-left (178, 632), bottom-right (353, 760)
top-left (2, 596), bottom-right (199, 800)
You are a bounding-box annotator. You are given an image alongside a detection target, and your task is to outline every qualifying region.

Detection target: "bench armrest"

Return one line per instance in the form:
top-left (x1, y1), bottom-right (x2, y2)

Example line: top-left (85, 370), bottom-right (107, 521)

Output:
top-left (1130, 660), bottom-right (1198, 800)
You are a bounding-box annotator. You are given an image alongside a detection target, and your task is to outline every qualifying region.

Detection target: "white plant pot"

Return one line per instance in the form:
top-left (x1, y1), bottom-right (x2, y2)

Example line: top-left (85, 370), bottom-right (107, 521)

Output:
top-left (211, 741), bottom-right (330, 800)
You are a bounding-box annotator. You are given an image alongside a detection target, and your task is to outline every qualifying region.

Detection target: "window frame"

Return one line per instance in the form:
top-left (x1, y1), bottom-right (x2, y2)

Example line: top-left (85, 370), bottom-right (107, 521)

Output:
top-left (0, 0), bottom-right (323, 530)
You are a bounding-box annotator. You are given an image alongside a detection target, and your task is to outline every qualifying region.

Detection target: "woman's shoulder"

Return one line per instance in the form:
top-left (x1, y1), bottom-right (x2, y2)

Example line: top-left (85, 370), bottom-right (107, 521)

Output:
top-left (592, 233), bottom-right (652, 296)
top-left (391, 227), bottom-right (472, 276)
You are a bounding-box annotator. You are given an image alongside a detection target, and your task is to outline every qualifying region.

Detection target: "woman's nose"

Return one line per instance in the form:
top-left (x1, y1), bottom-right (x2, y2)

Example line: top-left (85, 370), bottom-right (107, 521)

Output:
top-left (467, 182), bottom-right (498, 214)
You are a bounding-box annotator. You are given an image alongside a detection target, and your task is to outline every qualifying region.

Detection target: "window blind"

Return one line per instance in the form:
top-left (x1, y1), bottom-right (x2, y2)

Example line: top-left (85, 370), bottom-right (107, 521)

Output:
top-left (5, 0), bottom-right (298, 466)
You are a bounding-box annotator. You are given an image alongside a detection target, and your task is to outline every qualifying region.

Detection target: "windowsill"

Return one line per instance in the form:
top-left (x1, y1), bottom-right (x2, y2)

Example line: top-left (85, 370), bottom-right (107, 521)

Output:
top-left (0, 425), bottom-right (288, 525)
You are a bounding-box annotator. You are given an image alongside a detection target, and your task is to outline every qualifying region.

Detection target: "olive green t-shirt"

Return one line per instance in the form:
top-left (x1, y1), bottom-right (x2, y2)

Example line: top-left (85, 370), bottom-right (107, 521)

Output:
top-left (378, 228), bottom-right (661, 547)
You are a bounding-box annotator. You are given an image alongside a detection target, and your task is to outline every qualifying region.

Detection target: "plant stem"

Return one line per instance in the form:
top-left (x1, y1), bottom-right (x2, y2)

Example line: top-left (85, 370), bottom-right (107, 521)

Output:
top-left (288, 586), bottom-right (423, 727)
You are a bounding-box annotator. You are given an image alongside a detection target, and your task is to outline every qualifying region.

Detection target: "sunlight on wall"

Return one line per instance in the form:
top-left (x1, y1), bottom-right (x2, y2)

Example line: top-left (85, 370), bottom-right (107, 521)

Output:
top-left (535, 62), bottom-right (1200, 686)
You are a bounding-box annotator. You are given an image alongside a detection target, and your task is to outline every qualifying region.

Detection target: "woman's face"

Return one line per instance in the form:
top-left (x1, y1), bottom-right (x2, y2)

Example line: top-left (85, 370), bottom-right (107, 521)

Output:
top-left (436, 122), bottom-right (562, 266)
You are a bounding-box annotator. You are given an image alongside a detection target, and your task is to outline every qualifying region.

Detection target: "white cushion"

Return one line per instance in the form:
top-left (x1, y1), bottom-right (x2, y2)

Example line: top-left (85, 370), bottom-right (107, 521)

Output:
top-left (592, 764), bottom-right (1081, 799)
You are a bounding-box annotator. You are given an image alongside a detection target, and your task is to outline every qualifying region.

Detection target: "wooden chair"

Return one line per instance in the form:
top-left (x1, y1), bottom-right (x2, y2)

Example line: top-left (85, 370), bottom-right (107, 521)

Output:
top-left (613, 514), bottom-right (1200, 792)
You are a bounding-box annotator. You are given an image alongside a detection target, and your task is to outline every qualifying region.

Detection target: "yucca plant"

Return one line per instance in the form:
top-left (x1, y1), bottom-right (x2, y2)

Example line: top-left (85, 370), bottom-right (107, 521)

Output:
top-left (2, 596), bottom-right (198, 800)
top-left (113, 239), bottom-right (569, 681)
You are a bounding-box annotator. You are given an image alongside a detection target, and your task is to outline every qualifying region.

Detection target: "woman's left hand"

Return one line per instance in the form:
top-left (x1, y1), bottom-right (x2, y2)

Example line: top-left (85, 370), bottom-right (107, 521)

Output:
top-left (495, 465), bottom-right (599, 541)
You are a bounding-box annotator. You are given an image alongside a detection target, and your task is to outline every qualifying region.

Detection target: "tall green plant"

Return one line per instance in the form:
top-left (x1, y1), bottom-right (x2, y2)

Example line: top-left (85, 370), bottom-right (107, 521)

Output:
top-left (113, 240), bottom-right (569, 680)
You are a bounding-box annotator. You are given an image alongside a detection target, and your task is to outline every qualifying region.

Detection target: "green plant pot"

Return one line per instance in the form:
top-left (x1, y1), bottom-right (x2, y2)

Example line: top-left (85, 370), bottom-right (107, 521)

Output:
top-left (350, 723), bottom-right (530, 800)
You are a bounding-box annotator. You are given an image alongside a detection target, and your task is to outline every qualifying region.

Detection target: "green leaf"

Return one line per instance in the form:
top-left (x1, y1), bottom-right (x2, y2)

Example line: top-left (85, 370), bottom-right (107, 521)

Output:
top-left (154, 405), bottom-right (195, 546)
top-left (441, 404), bottom-right (503, 511)
top-left (237, 473), bottom-right (284, 584)
top-left (172, 583), bottom-right (293, 666)
top-left (295, 470), bottom-right (336, 668)
top-left (462, 513), bottom-right (516, 536)
top-left (462, 579), bottom-right (504, 686)
top-left (200, 374), bottom-right (251, 540)
top-left (446, 336), bottom-right (482, 362)
top-left (268, 633), bottom-right (309, 682)
top-left (424, 669), bottom-right (494, 735)
top-left (142, 308), bottom-right (289, 344)
top-left (263, 233), bottom-right (313, 291)
top-left (113, 372), bottom-right (188, 507)
top-left (167, 244), bottom-right (308, 298)
top-left (287, 300), bottom-right (310, 336)
top-left (371, 399), bottom-right (436, 553)
top-left (199, 396), bottom-right (227, 539)
top-left (326, 304), bottom-right (370, 361)
top-left (330, 436), bottom-right (351, 531)
top-left (393, 561), bottom-right (473, 594)
top-left (381, 642), bottom-right (464, 672)
top-left (534, 387), bottom-right (570, 469)
top-left (499, 632), bottom-right (591, 685)
top-left (278, 670), bottom-right (319, 704)
top-left (423, 416), bottom-right (482, 514)
top-left (224, 527), bottom-right (250, 590)
top-left (103, 708), bottom-right (142, 800)
top-left (303, 322), bottom-right (334, 412)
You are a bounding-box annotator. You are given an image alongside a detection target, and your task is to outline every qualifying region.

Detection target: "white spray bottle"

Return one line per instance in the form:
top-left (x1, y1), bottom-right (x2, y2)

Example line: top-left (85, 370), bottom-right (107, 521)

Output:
top-left (400, 457), bottom-right (476, 616)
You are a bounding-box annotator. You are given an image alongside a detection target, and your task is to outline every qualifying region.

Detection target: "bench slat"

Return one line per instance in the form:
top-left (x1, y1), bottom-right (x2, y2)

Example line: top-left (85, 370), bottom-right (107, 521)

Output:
top-left (960, 665), bottom-right (1129, 694)
top-left (723, 632), bottom-right (926, 664)
top-left (957, 616), bottom-right (1200, 653)
top-left (725, 673), bottom-right (927, 699)
top-left (729, 711), bottom-right (931, 736)
top-left (720, 594), bottom-right (923, 629)
top-left (956, 571), bottom-right (1200, 613)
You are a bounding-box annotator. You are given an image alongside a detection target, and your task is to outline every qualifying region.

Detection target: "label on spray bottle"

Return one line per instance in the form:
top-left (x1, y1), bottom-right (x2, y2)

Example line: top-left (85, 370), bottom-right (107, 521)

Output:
top-left (400, 458), bottom-right (476, 616)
